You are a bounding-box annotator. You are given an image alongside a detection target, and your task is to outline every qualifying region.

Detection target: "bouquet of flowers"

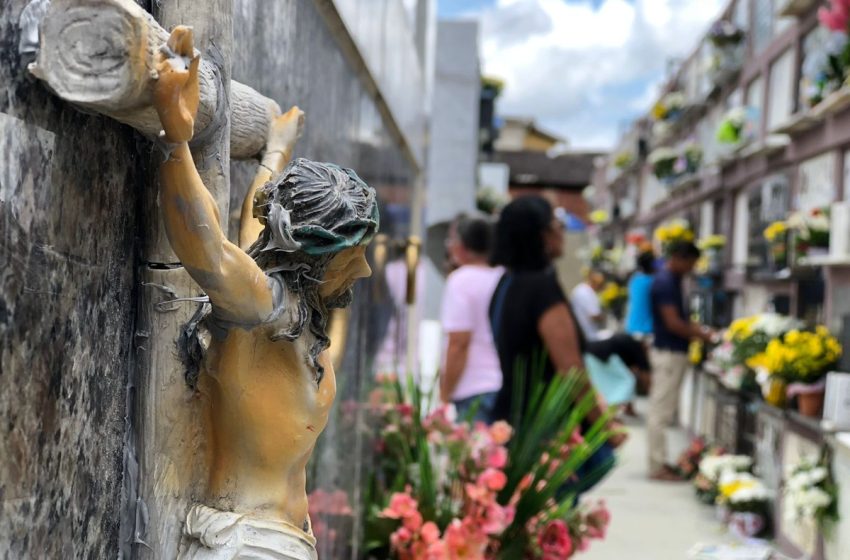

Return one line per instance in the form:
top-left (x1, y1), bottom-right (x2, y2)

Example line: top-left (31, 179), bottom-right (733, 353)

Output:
top-left (654, 218), bottom-right (695, 248)
top-left (613, 151), bottom-right (635, 170)
top-left (599, 282), bottom-right (627, 312)
top-left (708, 20), bottom-right (745, 48)
top-left (694, 452), bottom-right (748, 505)
top-left (746, 326), bottom-right (842, 386)
top-left (717, 471), bottom-right (772, 538)
top-left (476, 186), bottom-right (509, 215)
top-left (675, 437), bottom-right (709, 479)
top-left (716, 107), bottom-right (756, 145)
top-left (725, 313), bottom-right (803, 367)
top-left (787, 207), bottom-right (830, 253)
top-left (802, 0), bottom-right (850, 107)
top-left (652, 91), bottom-right (686, 122)
top-left (698, 235), bottom-right (726, 251)
top-left (363, 370), bottom-right (617, 559)
top-left (784, 454), bottom-right (840, 536)
top-left (649, 147), bottom-right (678, 180)
top-left (763, 221), bottom-right (788, 243)
top-left (589, 209), bottom-right (610, 225)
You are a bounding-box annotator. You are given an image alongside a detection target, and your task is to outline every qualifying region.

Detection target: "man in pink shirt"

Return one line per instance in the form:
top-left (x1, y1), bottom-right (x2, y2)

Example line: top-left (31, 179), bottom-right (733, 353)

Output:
top-left (440, 215), bottom-right (504, 423)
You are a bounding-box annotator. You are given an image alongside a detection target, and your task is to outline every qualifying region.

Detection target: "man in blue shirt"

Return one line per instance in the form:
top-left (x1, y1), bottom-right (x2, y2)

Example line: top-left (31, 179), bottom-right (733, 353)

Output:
top-left (647, 241), bottom-right (715, 481)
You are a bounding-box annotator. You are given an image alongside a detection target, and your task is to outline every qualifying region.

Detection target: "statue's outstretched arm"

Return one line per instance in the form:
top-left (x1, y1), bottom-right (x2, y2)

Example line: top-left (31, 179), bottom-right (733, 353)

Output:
top-left (238, 107), bottom-right (305, 250)
top-left (154, 27), bottom-right (274, 325)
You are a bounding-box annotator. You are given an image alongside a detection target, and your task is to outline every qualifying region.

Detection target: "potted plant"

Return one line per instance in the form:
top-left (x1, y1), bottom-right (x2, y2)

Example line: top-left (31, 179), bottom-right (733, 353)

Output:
top-left (763, 221), bottom-right (789, 269)
top-left (747, 327), bottom-right (843, 417)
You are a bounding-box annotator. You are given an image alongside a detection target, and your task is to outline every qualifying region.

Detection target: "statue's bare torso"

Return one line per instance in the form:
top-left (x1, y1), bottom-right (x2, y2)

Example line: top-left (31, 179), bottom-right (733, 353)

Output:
top-left (202, 326), bottom-right (335, 529)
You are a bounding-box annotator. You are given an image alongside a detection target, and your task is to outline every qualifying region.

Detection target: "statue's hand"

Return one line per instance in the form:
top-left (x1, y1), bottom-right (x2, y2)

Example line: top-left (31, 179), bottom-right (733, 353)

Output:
top-left (152, 26), bottom-right (200, 144)
top-left (266, 106), bottom-right (305, 155)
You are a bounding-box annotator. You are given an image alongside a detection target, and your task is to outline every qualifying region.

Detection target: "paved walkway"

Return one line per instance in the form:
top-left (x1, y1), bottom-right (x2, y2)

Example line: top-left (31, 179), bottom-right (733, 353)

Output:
top-left (583, 404), bottom-right (727, 560)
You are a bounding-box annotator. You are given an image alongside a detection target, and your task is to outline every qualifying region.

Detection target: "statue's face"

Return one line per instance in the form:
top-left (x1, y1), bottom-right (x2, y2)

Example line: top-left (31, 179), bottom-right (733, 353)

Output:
top-left (318, 246), bottom-right (372, 302)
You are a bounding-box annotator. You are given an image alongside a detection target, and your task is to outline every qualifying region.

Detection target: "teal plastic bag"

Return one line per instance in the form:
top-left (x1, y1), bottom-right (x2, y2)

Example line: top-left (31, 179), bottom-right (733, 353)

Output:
top-left (584, 353), bottom-right (636, 406)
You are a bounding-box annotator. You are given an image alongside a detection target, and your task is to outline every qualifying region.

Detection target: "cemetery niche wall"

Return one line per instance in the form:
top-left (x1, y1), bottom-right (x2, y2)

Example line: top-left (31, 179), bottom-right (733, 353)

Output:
top-left (0, 0), bottom-right (426, 558)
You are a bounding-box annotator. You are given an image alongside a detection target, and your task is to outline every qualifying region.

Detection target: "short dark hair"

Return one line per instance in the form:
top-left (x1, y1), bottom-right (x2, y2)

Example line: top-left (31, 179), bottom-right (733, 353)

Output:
top-left (637, 251), bottom-right (655, 274)
top-left (456, 215), bottom-right (493, 255)
top-left (667, 241), bottom-right (701, 260)
top-left (491, 195), bottom-right (552, 271)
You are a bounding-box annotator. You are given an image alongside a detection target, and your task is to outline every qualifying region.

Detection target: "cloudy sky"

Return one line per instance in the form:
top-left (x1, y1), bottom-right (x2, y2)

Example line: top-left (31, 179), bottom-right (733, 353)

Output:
top-left (437, 0), bottom-right (726, 149)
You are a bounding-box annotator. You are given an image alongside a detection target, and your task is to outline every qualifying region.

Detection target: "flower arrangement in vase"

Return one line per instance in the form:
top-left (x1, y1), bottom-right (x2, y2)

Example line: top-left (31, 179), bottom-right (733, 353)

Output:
top-left (698, 234), bottom-right (726, 273)
top-left (599, 282), bottom-right (627, 314)
top-left (613, 150), bottom-right (635, 170)
top-left (747, 326), bottom-right (843, 417)
top-left (589, 209), bottom-right (610, 225)
top-left (363, 370), bottom-right (617, 559)
top-left (708, 20), bottom-right (745, 48)
top-left (654, 219), bottom-right (695, 254)
top-left (763, 221), bottom-right (789, 269)
top-left (716, 471), bottom-right (772, 538)
top-left (652, 91), bottom-right (686, 122)
top-left (787, 207), bottom-right (830, 258)
top-left (694, 453), bottom-right (751, 505)
top-left (716, 107), bottom-right (756, 145)
top-left (649, 147), bottom-right (678, 181)
top-left (801, 0), bottom-right (850, 107)
top-left (784, 454), bottom-right (840, 537)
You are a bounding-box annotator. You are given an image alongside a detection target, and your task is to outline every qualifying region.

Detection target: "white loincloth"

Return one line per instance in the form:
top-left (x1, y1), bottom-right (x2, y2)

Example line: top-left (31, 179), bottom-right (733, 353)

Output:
top-left (177, 504), bottom-right (318, 560)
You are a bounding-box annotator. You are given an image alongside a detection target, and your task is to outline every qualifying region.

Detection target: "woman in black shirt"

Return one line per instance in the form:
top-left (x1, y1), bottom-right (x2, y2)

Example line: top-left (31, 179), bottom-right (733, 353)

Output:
top-left (488, 196), bottom-right (625, 449)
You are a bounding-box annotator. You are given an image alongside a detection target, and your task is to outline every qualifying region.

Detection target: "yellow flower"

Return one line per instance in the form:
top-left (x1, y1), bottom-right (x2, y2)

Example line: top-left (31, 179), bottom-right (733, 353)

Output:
top-left (763, 221), bottom-right (787, 242)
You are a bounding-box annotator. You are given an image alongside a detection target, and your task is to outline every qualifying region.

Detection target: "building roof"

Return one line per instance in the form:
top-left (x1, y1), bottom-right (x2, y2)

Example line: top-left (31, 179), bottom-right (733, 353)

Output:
top-left (493, 149), bottom-right (604, 190)
top-left (500, 117), bottom-right (565, 145)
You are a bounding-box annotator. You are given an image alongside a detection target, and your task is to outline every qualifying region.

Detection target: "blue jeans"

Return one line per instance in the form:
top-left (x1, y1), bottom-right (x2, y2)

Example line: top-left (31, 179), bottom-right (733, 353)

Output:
top-left (453, 391), bottom-right (499, 424)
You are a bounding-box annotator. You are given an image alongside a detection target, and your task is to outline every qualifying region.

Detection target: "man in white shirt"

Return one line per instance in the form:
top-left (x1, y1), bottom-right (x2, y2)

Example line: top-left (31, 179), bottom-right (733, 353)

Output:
top-left (571, 269), bottom-right (606, 341)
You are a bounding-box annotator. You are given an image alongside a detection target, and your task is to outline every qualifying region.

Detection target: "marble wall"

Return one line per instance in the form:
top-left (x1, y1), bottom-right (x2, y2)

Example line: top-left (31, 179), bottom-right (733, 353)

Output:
top-left (0, 1), bottom-right (147, 557)
top-left (1, 0), bottom-right (426, 557)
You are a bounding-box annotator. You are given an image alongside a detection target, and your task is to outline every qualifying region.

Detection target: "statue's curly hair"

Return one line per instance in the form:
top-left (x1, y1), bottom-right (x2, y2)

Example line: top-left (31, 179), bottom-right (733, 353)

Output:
top-left (182, 159), bottom-right (378, 389)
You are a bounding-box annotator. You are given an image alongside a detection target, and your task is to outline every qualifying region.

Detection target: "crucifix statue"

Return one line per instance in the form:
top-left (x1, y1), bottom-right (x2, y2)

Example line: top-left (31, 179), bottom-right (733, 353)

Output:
top-left (151, 27), bottom-right (378, 559)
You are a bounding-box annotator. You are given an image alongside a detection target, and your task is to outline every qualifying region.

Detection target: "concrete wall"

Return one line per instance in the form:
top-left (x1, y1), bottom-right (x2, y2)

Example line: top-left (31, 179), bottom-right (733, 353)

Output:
top-left (422, 19), bottom-right (481, 323)
top-left (0, 1), bottom-right (147, 556)
top-left (425, 20), bottom-right (480, 228)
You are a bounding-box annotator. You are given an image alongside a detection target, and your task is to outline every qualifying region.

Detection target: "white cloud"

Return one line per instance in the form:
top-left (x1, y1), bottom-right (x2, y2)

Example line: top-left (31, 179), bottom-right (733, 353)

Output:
top-left (477, 0), bottom-right (726, 149)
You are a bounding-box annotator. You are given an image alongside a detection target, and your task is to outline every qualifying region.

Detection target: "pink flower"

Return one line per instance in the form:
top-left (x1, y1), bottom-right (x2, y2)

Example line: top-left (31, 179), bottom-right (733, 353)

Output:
top-left (488, 421), bottom-right (513, 445)
top-left (819, 0), bottom-right (850, 31)
top-left (477, 468), bottom-right (507, 492)
top-left (486, 446), bottom-right (508, 469)
top-left (397, 403), bottom-right (414, 419)
top-left (421, 521), bottom-right (441, 544)
top-left (518, 474), bottom-right (534, 492)
top-left (382, 492), bottom-right (419, 520)
top-left (538, 519), bottom-right (574, 559)
top-left (391, 526), bottom-right (414, 549)
top-left (480, 503), bottom-right (514, 534)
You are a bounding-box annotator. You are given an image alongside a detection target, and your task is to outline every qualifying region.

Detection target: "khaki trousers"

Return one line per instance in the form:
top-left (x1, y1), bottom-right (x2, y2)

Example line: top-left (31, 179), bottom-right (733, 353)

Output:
top-left (647, 348), bottom-right (690, 473)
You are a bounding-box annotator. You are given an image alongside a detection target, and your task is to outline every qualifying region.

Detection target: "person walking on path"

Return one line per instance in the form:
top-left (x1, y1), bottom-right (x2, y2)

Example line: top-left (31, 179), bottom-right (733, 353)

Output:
top-left (571, 269), bottom-right (606, 341)
top-left (440, 215), bottom-right (504, 423)
top-left (647, 241), bottom-right (715, 481)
